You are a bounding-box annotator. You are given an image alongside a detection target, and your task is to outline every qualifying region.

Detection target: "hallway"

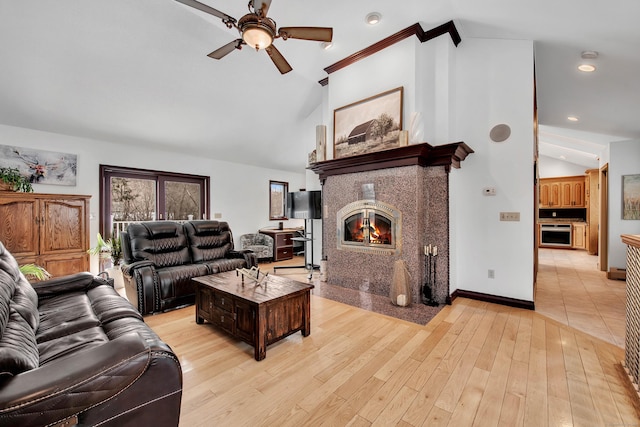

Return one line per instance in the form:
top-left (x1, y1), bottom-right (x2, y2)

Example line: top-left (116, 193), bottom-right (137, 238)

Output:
top-left (536, 248), bottom-right (626, 347)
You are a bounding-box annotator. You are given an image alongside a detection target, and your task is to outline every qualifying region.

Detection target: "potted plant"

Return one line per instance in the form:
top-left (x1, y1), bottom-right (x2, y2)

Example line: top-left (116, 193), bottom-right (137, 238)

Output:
top-left (19, 263), bottom-right (51, 282)
top-left (0, 167), bottom-right (34, 192)
top-left (88, 232), bottom-right (124, 288)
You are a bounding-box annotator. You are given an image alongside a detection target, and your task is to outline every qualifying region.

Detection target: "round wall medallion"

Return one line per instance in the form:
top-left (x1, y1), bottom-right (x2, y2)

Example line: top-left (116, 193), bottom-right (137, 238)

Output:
top-left (489, 124), bottom-right (511, 142)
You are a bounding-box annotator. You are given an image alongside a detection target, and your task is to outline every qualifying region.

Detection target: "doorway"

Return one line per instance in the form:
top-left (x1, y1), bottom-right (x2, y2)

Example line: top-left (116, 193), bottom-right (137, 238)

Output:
top-left (599, 164), bottom-right (609, 271)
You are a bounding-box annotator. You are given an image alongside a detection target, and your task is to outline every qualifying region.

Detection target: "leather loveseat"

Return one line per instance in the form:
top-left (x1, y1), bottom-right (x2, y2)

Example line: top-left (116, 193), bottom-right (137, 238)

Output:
top-left (121, 220), bottom-right (256, 315)
top-left (0, 242), bottom-right (182, 427)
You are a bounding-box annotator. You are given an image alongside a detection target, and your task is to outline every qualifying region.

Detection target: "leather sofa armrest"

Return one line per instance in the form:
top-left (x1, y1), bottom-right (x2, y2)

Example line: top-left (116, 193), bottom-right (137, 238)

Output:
top-left (121, 262), bottom-right (157, 315)
top-left (121, 260), bottom-right (155, 277)
top-left (0, 333), bottom-right (163, 426)
top-left (228, 250), bottom-right (257, 268)
top-left (31, 272), bottom-right (111, 299)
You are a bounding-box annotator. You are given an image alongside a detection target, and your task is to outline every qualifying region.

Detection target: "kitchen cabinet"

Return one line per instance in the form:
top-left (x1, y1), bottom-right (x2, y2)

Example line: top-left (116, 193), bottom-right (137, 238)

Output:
top-left (539, 176), bottom-right (585, 208)
top-left (572, 222), bottom-right (586, 249)
top-left (0, 192), bottom-right (90, 276)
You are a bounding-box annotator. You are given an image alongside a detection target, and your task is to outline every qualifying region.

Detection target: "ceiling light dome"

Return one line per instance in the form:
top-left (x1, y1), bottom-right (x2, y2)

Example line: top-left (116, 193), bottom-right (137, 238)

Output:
top-left (365, 12), bottom-right (382, 25)
top-left (239, 14), bottom-right (276, 50)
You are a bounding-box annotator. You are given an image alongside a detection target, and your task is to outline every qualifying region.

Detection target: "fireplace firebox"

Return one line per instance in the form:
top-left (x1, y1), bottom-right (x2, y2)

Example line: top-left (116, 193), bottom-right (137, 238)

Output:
top-left (337, 200), bottom-right (401, 255)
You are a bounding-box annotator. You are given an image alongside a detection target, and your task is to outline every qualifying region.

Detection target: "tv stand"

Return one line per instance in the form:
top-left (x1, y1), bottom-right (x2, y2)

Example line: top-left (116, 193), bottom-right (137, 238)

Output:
top-left (274, 219), bottom-right (319, 279)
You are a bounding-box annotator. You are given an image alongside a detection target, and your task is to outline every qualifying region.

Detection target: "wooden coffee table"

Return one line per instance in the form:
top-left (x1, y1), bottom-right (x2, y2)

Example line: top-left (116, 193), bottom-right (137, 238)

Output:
top-left (192, 271), bottom-right (314, 361)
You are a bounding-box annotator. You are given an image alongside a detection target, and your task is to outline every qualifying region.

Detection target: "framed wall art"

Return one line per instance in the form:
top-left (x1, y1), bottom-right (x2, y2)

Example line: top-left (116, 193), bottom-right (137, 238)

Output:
top-left (333, 87), bottom-right (403, 159)
top-left (0, 144), bottom-right (77, 186)
top-left (623, 174), bottom-right (640, 220)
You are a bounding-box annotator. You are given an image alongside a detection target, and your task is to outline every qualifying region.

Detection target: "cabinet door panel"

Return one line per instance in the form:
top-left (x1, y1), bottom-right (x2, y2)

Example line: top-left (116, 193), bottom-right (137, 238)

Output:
top-left (560, 182), bottom-right (573, 207)
top-left (0, 198), bottom-right (39, 257)
top-left (39, 254), bottom-right (88, 277)
top-left (40, 199), bottom-right (87, 254)
top-left (539, 183), bottom-right (550, 207)
top-left (550, 182), bottom-right (561, 207)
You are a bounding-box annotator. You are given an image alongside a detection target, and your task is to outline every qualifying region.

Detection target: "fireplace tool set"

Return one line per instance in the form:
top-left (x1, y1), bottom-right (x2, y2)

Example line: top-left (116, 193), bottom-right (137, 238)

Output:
top-left (422, 244), bottom-right (439, 306)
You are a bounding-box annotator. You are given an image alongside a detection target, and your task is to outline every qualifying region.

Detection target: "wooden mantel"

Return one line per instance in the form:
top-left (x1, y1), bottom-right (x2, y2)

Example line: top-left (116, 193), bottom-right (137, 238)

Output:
top-left (309, 142), bottom-right (473, 180)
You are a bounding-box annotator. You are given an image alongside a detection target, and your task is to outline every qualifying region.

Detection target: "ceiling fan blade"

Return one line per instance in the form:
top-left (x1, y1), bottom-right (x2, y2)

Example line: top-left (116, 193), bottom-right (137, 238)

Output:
top-left (278, 27), bottom-right (333, 42)
top-left (251, 0), bottom-right (272, 17)
top-left (175, 0), bottom-right (236, 24)
top-left (207, 39), bottom-right (244, 59)
top-left (265, 45), bottom-right (292, 74)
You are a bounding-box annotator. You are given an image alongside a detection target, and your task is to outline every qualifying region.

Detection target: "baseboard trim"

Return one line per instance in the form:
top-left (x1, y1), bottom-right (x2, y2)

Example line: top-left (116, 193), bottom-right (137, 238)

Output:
top-left (607, 267), bottom-right (627, 281)
top-left (450, 289), bottom-right (535, 311)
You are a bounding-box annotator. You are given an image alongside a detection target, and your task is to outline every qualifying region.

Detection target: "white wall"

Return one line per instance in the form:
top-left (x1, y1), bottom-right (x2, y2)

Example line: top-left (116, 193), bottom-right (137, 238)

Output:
top-left (608, 139), bottom-right (640, 269)
top-left (324, 37), bottom-right (419, 160)
top-left (450, 38), bottom-right (535, 301)
top-left (538, 155), bottom-right (588, 178)
top-left (0, 123), bottom-right (306, 273)
top-left (318, 34), bottom-right (535, 302)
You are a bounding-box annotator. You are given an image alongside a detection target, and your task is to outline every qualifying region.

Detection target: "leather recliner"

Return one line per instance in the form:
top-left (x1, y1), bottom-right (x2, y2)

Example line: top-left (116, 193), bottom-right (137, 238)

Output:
top-left (0, 242), bottom-right (182, 427)
top-left (121, 220), bottom-right (257, 315)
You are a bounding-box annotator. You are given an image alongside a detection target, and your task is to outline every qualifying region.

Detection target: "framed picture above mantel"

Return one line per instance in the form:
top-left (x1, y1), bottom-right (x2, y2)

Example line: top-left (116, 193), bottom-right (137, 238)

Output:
top-left (333, 87), bottom-right (404, 160)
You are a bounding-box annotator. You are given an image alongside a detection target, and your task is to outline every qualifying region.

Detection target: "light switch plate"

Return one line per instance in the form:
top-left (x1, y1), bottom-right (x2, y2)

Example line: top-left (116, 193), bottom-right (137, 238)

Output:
top-left (500, 212), bottom-right (520, 221)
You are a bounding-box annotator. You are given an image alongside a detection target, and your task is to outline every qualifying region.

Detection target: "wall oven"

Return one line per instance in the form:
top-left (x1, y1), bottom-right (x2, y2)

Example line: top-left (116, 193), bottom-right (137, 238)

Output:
top-left (540, 223), bottom-right (572, 247)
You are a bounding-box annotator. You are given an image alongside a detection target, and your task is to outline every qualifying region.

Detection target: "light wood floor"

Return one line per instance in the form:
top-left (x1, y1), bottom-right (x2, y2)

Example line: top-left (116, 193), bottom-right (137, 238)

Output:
top-left (145, 251), bottom-right (638, 426)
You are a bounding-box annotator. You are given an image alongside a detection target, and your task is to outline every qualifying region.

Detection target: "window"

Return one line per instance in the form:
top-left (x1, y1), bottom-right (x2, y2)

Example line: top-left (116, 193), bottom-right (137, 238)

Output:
top-left (269, 180), bottom-right (288, 220)
top-left (100, 165), bottom-right (209, 237)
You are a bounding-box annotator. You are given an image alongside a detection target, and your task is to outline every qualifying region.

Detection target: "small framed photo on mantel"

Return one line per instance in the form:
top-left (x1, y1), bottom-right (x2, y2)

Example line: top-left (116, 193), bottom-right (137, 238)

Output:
top-left (333, 87), bottom-right (404, 160)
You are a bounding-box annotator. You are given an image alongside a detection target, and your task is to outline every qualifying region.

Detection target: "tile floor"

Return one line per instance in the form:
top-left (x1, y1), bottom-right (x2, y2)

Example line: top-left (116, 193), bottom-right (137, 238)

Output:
top-left (535, 248), bottom-right (626, 347)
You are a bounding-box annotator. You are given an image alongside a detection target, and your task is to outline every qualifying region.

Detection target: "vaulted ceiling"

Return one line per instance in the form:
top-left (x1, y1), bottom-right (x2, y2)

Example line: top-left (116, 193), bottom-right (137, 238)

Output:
top-left (1, 1), bottom-right (638, 172)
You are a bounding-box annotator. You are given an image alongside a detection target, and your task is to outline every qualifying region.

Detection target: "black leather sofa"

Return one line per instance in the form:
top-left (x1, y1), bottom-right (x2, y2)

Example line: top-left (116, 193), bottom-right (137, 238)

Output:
top-left (0, 242), bottom-right (182, 427)
top-left (121, 220), bottom-right (256, 315)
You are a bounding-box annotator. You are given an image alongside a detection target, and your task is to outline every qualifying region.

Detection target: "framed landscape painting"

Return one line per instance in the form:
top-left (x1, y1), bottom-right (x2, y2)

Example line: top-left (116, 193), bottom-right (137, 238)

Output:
top-left (333, 87), bottom-right (403, 159)
top-left (623, 174), bottom-right (640, 220)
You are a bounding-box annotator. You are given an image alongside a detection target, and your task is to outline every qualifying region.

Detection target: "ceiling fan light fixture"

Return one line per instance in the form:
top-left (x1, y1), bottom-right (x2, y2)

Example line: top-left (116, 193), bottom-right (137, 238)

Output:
top-left (243, 26), bottom-right (273, 49)
top-left (365, 12), bottom-right (382, 25)
top-left (239, 14), bottom-right (276, 50)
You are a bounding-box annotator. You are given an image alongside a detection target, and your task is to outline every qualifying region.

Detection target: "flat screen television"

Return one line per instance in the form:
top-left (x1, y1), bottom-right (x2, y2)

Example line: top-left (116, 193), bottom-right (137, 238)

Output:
top-left (287, 190), bottom-right (322, 219)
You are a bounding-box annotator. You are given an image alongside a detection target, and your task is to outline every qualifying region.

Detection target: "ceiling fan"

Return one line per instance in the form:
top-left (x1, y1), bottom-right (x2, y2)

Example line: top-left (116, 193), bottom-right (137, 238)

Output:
top-left (176, 0), bottom-right (333, 74)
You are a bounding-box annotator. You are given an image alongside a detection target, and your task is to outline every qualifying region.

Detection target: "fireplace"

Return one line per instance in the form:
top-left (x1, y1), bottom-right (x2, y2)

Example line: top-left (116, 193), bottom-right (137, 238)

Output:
top-left (337, 200), bottom-right (401, 255)
top-left (310, 142), bottom-right (473, 304)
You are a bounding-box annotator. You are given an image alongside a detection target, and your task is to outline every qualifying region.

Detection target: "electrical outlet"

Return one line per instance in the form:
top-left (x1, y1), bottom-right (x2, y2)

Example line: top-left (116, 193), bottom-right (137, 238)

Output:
top-left (488, 269), bottom-right (495, 279)
top-left (500, 212), bottom-right (520, 221)
top-left (214, 212), bottom-right (222, 219)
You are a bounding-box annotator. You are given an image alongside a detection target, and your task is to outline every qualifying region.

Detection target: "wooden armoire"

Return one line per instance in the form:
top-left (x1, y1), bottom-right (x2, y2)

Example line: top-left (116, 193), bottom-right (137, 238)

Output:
top-left (0, 192), bottom-right (90, 277)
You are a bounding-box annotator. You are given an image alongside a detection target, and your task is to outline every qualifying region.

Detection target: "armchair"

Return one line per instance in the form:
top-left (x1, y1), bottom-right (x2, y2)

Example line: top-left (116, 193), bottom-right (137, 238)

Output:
top-left (239, 233), bottom-right (274, 262)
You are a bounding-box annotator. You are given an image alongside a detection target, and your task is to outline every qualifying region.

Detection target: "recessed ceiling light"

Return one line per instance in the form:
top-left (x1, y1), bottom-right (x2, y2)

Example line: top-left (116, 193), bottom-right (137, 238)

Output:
top-left (567, 116), bottom-right (579, 122)
top-left (581, 50), bottom-right (599, 60)
top-left (320, 41), bottom-right (333, 50)
top-left (578, 64), bottom-right (596, 72)
top-left (559, 155), bottom-right (566, 160)
top-left (365, 12), bottom-right (381, 25)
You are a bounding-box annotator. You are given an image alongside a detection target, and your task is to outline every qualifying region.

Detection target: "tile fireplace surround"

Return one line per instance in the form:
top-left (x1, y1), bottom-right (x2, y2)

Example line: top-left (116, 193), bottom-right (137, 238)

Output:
top-left (310, 142), bottom-right (473, 305)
